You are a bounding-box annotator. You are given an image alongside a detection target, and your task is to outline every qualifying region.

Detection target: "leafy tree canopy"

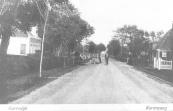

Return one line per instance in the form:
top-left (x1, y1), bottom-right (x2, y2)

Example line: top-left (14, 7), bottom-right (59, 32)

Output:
top-left (107, 39), bottom-right (121, 56)
top-left (88, 41), bottom-right (97, 53)
top-left (97, 43), bottom-right (106, 52)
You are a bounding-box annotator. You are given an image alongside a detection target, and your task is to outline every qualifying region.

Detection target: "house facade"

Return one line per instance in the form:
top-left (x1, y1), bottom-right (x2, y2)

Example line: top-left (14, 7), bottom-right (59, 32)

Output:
top-left (151, 28), bottom-right (173, 70)
top-left (0, 30), bottom-right (41, 56)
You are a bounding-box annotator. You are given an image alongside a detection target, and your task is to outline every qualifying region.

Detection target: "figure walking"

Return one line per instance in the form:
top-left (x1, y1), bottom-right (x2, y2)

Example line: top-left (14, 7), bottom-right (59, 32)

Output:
top-left (91, 53), bottom-right (96, 64)
top-left (98, 52), bottom-right (101, 63)
top-left (105, 51), bottom-right (109, 65)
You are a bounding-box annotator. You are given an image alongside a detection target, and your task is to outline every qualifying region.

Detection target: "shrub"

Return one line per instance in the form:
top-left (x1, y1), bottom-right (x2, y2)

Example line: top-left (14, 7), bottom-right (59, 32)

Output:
top-left (6, 55), bottom-right (30, 76)
top-left (4, 53), bottom-right (85, 77)
top-left (114, 56), bottom-right (127, 62)
top-left (129, 58), bottom-right (149, 67)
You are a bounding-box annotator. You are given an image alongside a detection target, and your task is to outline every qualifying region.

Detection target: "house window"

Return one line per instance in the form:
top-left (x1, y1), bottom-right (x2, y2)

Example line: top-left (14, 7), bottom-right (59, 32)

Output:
top-left (162, 52), bottom-right (167, 57)
top-left (20, 44), bottom-right (26, 54)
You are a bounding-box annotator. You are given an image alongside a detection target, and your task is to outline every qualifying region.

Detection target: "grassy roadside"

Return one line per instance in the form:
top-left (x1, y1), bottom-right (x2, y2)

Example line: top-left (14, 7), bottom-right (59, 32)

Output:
top-left (134, 67), bottom-right (173, 85)
top-left (2, 62), bottom-right (87, 104)
top-left (112, 56), bottom-right (173, 85)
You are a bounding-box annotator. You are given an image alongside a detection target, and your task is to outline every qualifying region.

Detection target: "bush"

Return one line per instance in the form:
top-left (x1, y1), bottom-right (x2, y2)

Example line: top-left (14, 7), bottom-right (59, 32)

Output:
top-left (6, 55), bottom-right (30, 76)
top-left (113, 56), bottom-right (151, 68)
top-left (5, 55), bottom-right (70, 77)
top-left (4, 53), bottom-right (87, 77)
top-left (114, 56), bottom-right (127, 62)
top-left (129, 58), bottom-right (150, 67)
top-left (26, 55), bottom-right (61, 71)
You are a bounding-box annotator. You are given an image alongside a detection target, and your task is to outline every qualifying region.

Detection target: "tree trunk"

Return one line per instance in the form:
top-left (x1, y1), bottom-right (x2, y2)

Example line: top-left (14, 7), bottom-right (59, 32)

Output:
top-left (0, 32), bottom-right (10, 103)
top-left (0, 32), bottom-right (10, 58)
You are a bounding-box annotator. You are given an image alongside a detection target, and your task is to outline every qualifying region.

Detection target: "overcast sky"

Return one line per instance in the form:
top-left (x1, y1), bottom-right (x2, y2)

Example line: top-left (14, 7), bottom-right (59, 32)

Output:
top-left (70, 0), bottom-right (173, 45)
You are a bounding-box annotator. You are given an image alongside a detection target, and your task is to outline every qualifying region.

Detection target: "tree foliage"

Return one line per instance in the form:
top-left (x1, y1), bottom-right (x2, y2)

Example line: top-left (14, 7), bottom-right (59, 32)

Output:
top-left (0, 0), bottom-right (68, 58)
top-left (107, 39), bottom-right (121, 56)
top-left (41, 2), bottom-right (94, 57)
top-left (97, 43), bottom-right (106, 52)
top-left (113, 25), bottom-right (153, 58)
top-left (88, 41), bottom-right (97, 53)
top-left (0, 0), bottom-right (94, 58)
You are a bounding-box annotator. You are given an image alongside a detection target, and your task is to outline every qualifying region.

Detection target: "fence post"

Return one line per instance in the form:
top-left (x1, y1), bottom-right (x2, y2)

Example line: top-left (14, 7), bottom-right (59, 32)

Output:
top-left (158, 58), bottom-right (161, 70)
top-left (158, 49), bottom-right (161, 70)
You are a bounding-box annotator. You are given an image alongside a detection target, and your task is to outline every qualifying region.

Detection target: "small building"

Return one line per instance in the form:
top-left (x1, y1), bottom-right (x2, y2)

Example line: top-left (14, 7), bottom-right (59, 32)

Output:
top-left (0, 29), bottom-right (41, 56)
top-left (152, 27), bottom-right (173, 70)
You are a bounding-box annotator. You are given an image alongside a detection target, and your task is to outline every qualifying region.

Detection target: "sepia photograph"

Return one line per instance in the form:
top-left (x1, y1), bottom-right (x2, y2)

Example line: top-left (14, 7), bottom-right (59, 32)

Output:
top-left (0, 0), bottom-right (173, 110)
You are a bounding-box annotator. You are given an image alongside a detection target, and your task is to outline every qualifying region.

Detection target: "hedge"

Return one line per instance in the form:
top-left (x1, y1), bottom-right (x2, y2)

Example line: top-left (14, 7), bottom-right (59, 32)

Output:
top-left (113, 56), bottom-right (152, 68)
top-left (4, 55), bottom-right (80, 77)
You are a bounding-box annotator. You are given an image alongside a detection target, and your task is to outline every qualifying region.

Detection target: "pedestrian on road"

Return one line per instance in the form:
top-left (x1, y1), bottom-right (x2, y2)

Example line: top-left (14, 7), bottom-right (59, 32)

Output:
top-left (91, 53), bottom-right (96, 64)
top-left (105, 51), bottom-right (109, 65)
top-left (98, 52), bottom-right (101, 63)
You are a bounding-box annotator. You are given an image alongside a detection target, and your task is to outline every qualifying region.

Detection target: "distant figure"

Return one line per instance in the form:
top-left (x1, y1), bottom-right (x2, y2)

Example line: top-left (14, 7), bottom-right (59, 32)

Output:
top-left (105, 51), bottom-right (109, 65)
top-left (91, 54), bottom-right (96, 64)
top-left (98, 52), bottom-right (101, 63)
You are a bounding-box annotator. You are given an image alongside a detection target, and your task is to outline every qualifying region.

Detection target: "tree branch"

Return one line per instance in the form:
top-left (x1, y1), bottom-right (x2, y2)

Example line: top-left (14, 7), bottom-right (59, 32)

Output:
top-left (35, 0), bottom-right (45, 21)
top-left (1, 7), bottom-right (8, 15)
top-left (0, 0), bottom-right (6, 15)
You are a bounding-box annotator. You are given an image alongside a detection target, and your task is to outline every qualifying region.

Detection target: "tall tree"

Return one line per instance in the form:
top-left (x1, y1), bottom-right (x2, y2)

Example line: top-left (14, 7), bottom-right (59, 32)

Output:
top-left (97, 43), bottom-right (106, 52)
top-left (156, 30), bottom-right (164, 41)
top-left (107, 39), bottom-right (121, 56)
top-left (128, 37), bottom-right (149, 58)
top-left (113, 25), bottom-right (139, 55)
top-left (150, 31), bottom-right (156, 42)
top-left (113, 24), bottom-right (151, 58)
top-left (88, 41), bottom-right (97, 54)
top-left (46, 10), bottom-right (94, 58)
top-left (0, 0), bottom-right (68, 61)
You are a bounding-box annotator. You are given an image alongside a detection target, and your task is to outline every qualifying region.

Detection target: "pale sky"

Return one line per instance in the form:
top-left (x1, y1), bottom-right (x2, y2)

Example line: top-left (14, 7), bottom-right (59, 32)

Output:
top-left (70, 0), bottom-right (173, 45)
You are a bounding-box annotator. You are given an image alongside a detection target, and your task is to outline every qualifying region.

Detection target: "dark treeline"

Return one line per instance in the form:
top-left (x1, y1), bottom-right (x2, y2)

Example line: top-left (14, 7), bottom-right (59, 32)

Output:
top-left (108, 25), bottom-right (164, 58)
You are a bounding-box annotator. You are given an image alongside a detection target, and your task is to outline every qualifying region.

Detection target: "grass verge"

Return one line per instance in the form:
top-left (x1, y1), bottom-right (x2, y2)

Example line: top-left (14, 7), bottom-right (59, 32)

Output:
top-left (135, 67), bottom-right (173, 85)
top-left (2, 62), bottom-right (87, 104)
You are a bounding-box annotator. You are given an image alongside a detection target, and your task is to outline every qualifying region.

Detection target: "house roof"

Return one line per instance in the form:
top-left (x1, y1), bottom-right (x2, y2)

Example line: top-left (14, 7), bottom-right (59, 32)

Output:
top-left (14, 30), bottom-right (28, 37)
top-left (13, 30), bottom-right (38, 38)
top-left (28, 32), bottom-right (34, 37)
top-left (153, 29), bottom-right (173, 51)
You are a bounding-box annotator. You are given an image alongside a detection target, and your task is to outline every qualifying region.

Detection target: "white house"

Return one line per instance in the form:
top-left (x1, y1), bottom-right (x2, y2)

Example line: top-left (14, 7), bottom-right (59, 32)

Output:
top-left (0, 28), bottom-right (41, 56)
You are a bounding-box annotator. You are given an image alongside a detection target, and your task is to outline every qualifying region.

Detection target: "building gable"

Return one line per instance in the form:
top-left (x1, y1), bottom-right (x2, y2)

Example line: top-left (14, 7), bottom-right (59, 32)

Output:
top-left (154, 29), bottom-right (173, 51)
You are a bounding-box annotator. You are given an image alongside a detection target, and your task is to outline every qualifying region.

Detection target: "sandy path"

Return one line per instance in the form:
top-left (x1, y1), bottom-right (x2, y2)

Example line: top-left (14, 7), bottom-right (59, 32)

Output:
top-left (10, 59), bottom-right (173, 104)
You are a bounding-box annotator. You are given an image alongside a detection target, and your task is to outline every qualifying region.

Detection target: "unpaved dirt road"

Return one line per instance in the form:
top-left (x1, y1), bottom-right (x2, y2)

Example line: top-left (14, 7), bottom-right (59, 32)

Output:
top-left (10, 59), bottom-right (173, 104)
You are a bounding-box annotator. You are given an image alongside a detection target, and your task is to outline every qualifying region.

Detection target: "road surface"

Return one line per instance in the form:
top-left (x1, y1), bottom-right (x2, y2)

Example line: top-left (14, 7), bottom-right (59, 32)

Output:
top-left (10, 59), bottom-right (173, 104)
